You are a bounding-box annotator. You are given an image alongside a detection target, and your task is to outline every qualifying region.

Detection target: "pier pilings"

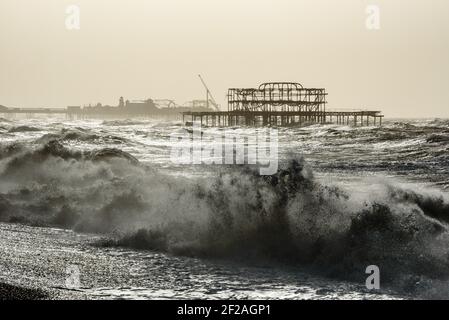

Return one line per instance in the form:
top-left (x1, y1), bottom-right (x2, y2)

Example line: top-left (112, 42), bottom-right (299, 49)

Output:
top-left (182, 110), bottom-right (384, 127)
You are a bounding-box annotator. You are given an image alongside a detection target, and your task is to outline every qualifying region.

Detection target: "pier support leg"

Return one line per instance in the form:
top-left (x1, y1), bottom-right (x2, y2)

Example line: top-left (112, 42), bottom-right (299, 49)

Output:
top-left (263, 115), bottom-right (268, 126)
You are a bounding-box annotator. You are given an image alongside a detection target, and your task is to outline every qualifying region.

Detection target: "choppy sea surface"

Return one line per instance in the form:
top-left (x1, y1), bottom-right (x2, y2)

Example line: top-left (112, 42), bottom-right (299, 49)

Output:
top-left (1, 115), bottom-right (449, 299)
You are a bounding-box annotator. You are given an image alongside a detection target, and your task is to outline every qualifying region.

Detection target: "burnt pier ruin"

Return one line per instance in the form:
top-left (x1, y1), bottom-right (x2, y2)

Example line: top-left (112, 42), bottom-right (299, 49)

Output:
top-left (182, 82), bottom-right (383, 127)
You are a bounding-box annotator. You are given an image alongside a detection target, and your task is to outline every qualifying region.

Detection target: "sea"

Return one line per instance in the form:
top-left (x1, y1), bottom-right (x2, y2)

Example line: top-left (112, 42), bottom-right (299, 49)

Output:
top-left (1, 115), bottom-right (449, 299)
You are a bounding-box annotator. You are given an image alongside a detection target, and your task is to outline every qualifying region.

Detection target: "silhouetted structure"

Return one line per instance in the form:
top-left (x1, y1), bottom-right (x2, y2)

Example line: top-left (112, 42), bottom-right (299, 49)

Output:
top-left (183, 82), bottom-right (383, 127)
top-left (0, 97), bottom-right (214, 119)
top-left (76, 98), bottom-right (159, 117)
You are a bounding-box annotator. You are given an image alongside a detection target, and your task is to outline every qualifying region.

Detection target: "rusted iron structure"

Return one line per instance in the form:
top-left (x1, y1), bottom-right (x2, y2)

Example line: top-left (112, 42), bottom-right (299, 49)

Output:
top-left (228, 83), bottom-right (326, 112)
top-left (182, 82), bottom-right (383, 127)
top-left (227, 82), bottom-right (326, 126)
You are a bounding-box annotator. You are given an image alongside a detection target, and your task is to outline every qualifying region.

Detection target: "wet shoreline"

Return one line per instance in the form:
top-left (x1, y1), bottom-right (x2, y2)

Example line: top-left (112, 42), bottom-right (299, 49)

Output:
top-left (0, 282), bottom-right (49, 300)
top-left (0, 222), bottom-right (404, 300)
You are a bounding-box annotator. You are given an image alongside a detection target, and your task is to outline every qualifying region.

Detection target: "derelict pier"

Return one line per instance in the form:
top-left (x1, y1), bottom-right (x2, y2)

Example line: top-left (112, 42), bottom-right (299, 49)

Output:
top-left (182, 82), bottom-right (383, 127)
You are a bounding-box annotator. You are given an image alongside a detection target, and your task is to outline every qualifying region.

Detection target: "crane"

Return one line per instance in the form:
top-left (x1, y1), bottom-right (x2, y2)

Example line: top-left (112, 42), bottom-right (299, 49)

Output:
top-left (198, 74), bottom-right (220, 111)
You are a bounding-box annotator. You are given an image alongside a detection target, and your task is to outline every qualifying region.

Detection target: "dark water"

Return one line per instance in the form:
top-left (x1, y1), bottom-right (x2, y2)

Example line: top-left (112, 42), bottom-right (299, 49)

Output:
top-left (1, 116), bottom-right (449, 299)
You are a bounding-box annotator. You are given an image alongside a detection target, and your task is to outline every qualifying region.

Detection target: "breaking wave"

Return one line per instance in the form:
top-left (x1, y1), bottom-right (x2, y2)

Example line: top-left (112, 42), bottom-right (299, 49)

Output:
top-left (102, 119), bottom-right (148, 126)
top-left (426, 134), bottom-right (449, 144)
top-left (36, 128), bottom-right (129, 144)
top-left (8, 125), bottom-right (42, 133)
top-left (0, 117), bottom-right (12, 123)
top-left (1, 139), bottom-right (449, 297)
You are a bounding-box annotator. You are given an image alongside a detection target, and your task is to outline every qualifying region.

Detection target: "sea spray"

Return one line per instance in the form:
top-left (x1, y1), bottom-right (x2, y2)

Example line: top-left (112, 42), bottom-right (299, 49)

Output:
top-left (1, 139), bottom-right (449, 296)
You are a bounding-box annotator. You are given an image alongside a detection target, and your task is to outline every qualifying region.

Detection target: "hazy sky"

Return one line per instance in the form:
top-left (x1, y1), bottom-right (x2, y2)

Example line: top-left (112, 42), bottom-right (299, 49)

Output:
top-left (1, 0), bottom-right (448, 117)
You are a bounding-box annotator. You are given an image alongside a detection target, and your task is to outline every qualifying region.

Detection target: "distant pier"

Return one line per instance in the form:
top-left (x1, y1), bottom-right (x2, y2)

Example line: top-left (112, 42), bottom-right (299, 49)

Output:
top-left (183, 82), bottom-right (383, 127)
top-left (0, 98), bottom-right (212, 120)
top-left (0, 107), bottom-right (67, 115)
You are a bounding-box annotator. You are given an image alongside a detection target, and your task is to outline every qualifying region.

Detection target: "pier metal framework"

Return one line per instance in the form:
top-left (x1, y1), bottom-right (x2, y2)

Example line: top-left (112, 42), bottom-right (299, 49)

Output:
top-left (227, 82), bottom-right (327, 113)
top-left (182, 81), bottom-right (383, 127)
